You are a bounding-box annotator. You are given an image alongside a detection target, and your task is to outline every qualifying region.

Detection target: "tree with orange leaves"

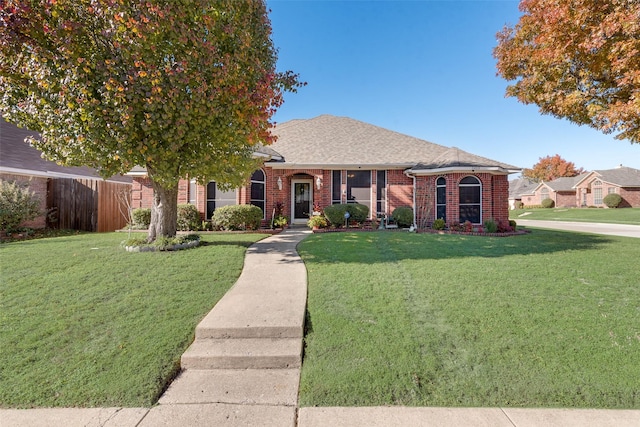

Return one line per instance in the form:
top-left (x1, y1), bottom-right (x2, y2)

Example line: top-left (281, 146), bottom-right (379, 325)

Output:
top-left (522, 154), bottom-right (584, 182)
top-left (494, 0), bottom-right (640, 144)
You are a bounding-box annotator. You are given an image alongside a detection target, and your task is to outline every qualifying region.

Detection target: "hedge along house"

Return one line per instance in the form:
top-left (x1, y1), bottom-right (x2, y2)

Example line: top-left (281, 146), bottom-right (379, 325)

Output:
top-left (130, 115), bottom-right (520, 228)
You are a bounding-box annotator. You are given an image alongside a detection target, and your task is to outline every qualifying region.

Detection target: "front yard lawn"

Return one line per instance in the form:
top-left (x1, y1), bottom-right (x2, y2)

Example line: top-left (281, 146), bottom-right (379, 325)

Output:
top-left (298, 231), bottom-right (640, 408)
top-left (0, 232), bottom-right (265, 408)
top-left (510, 207), bottom-right (640, 225)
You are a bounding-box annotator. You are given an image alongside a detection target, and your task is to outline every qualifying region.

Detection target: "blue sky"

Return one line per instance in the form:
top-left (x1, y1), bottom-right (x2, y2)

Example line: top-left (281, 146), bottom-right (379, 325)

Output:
top-left (267, 0), bottom-right (640, 175)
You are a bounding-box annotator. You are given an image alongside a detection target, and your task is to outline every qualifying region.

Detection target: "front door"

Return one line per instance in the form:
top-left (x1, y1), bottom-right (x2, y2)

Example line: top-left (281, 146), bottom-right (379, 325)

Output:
top-left (292, 180), bottom-right (312, 224)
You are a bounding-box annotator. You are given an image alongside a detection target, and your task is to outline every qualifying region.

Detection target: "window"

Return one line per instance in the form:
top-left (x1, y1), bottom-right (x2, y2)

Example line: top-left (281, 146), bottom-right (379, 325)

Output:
top-left (189, 179), bottom-right (197, 205)
top-left (332, 170), bottom-right (342, 204)
top-left (347, 170), bottom-right (371, 211)
top-left (593, 180), bottom-right (603, 205)
top-left (594, 188), bottom-right (603, 205)
top-left (540, 187), bottom-right (549, 200)
top-left (376, 170), bottom-right (386, 214)
top-left (436, 177), bottom-right (446, 221)
top-left (459, 176), bottom-right (481, 224)
top-left (250, 169), bottom-right (265, 216)
top-left (608, 187), bottom-right (617, 194)
top-left (206, 182), bottom-right (237, 220)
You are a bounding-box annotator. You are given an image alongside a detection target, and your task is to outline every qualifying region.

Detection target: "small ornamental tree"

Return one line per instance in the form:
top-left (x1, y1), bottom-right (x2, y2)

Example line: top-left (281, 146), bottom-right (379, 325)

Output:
top-left (494, 0), bottom-right (640, 144)
top-left (523, 154), bottom-right (584, 182)
top-left (0, 1), bottom-right (302, 241)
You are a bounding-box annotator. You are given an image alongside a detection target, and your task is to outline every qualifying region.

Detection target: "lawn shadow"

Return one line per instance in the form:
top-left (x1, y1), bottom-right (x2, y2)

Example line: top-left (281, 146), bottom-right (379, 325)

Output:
top-left (299, 228), bottom-right (618, 264)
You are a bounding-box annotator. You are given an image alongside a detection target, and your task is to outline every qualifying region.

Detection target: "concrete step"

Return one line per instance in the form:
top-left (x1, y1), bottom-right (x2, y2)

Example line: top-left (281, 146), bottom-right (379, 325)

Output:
top-left (195, 324), bottom-right (302, 340)
top-left (181, 338), bottom-right (302, 370)
top-left (159, 368), bottom-right (300, 405)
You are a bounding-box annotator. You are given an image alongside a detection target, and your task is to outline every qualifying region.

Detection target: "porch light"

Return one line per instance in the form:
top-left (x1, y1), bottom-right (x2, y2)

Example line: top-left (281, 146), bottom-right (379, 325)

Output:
top-left (316, 176), bottom-right (322, 190)
top-left (277, 176), bottom-right (283, 191)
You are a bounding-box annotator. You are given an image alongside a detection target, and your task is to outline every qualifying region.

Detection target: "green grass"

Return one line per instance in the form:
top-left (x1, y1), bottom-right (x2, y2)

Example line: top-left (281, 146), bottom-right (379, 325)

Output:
top-left (298, 231), bottom-right (640, 408)
top-left (0, 232), bottom-right (265, 408)
top-left (510, 207), bottom-right (640, 225)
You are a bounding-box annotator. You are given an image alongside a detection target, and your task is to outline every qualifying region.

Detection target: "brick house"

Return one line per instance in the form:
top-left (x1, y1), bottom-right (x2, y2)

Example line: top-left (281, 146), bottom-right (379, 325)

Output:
top-left (573, 166), bottom-right (640, 208)
top-left (131, 115), bottom-right (520, 228)
top-left (1, 119), bottom-right (131, 231)
top-left (524, 174), bottom-right (589, 208)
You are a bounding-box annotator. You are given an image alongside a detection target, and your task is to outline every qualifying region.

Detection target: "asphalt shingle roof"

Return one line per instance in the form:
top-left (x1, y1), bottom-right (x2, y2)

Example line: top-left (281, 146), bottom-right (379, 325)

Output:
top-left (1, 119), bottom-right (131, 183)
top-left (268, 115), bottom-right (520, 171)
top-left (545, 174), bottom-right (589, 191)
top-left (593, 166), bottom-right (640, 187)
top-left (509, 177), bottom-right (538, 198)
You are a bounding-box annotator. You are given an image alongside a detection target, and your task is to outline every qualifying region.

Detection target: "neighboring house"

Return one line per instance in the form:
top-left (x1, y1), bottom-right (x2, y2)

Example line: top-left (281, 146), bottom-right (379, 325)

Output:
top-left (508, 177), bottom-right (537, 209)
top-left (131, 115), bottom-right (520, 228)
top-left (527, 174), bottom-right (589, 208)
top-left (573, 166), bottom-right (640, 208)
top-left (0, 120), bottom-right (131, 231)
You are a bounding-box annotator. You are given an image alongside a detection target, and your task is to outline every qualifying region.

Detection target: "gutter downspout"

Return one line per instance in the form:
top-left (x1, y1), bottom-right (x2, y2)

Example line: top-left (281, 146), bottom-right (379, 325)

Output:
top-left (405, 170), bottom-right (417, 228)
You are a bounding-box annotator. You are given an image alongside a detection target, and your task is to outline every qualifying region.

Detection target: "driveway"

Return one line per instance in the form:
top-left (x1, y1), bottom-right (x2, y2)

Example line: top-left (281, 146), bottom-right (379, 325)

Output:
top-left (517, 220), bottom-right (640, 238)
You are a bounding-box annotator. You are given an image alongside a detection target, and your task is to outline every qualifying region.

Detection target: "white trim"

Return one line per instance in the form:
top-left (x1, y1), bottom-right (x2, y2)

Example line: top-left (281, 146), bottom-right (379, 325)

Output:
top-left (459, 175), bottom-right (482, 225)
top-left (267, 163), bottom-right (416, 170)
top-left (407, 166), bottom-right (518, 176)
top-left (290, 179), bottom-right (313, 224)
top-left (0, 166), bottom-right (130, 183)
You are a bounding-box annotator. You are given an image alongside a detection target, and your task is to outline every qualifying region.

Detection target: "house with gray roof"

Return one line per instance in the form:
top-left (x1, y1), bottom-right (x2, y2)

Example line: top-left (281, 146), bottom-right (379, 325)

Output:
top-left (131, 115), bottom-right (521, 228)
top-left (524, 174), bottom-right (589, 208)
top-left (573, 166), bottom-right (640, 208)
top-left (1, 119), bottom-right (131, 231)
top-left (508, 177), bottom-right (538, 209)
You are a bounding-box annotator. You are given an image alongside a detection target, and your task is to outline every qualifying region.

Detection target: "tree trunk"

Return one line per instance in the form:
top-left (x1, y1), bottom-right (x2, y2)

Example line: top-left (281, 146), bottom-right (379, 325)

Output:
top-left (147, 180), bottom-right (178, 241)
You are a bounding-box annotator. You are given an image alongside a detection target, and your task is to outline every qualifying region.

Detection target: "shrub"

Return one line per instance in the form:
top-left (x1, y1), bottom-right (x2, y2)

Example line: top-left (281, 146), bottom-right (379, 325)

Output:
top-left (307, 215), bottom-right (328, 229)
top-left (0, 180), bottom-right (41, 232)
top-left (509, 219), bottom-right (517, 230)
top-left (541, 198), bottom-right (555, 208)
top-left (483, 218), bottom-right (498, 233)
top-left (323, 203), bottom-right (369, 227)
top-left (132, 208), bottom-right (151, 228)
top-left (462, 220), bottom-right (473, 233)
top-left (273, 215), bottom-right (288, 228)
top-left (497, 219), bottom-right (513, 233)
top-left (177, 204), bottom-right (201, 231)
top-left (432, 218), bottom-right (446, 230)
top-left (212, 205), bottom-right (263, 230)
top-left (603, 193), bottom-right (622, 208)
top-left (392, 206), bottom-right (413, 227)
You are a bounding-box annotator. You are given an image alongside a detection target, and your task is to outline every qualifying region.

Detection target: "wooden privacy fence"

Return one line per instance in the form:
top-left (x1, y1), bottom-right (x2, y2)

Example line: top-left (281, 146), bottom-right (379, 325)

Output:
top-left (47, 178), bottom-right (131, 232)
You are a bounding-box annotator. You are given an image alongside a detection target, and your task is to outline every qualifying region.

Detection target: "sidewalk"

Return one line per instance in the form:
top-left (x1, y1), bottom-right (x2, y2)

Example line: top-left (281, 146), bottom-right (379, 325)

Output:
top-left (2, 228), bottom-right (639, 426)
top-left (517, 219), bottom-right (640, 238)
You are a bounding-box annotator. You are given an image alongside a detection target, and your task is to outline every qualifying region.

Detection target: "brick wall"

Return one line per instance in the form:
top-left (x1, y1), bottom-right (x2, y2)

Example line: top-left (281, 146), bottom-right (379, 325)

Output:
top-left (131, 177), bottom-right (154, 209)
top-left (413, 173), bottom-right (510, 228)
top-left (619, 187), bottom-right (640, 208)
top-left (0, 172), bottom-right (48, 229)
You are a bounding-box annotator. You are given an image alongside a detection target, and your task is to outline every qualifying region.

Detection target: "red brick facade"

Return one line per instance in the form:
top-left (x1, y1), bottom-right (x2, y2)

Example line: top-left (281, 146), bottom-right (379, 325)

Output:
top-left (132, 168), bottom-right (511, 229)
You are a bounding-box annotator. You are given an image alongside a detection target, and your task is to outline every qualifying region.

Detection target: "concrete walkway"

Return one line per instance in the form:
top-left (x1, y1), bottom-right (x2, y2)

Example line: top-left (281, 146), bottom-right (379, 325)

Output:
top-left (517, 219), bottom-right (640, 238)
top-left (2, 228), bottom-right (640, 426)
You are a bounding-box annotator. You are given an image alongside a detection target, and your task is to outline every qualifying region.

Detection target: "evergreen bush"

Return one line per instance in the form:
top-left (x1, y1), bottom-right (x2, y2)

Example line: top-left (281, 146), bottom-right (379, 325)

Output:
top-left (131, 208), bottom-right (151, 228)
top-left (323, 203), bottom-right (369, 227)
top-left (392, 206), bottom-right (413, 227)
top-left (432, 218), bottom-right (446, 230)
top-left (603, 193), bottom-right (622, 208)
top-left (177, 204), bottom-right (201, 231)
top-left (212, 205), bottom-right (263, 230)
top-left (541, 198), bottom-right (555, 208)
